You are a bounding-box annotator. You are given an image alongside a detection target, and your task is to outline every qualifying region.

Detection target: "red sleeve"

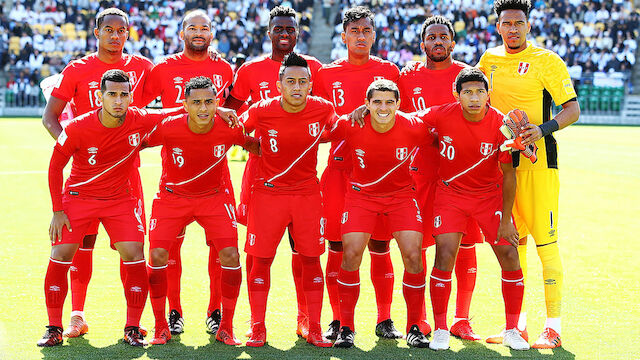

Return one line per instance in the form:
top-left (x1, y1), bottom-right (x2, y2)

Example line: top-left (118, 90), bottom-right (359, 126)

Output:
top-left (54, 126), bottom-right (77, 157)
top-left (229, 63), bottom-right (252, 102)
top-left (140, 64), bottom-right (162, 106)
top-left (139, 107), bottom-right (186, 131)
top-left (49, 148), bottom-right (71, 212)
top-left (308, 58), bottom-right (323, 79)
top-left (415, 107), bottom-right (438, 128)
top-left (325, 116), bottom-right (348, 142)
top-left (220, 59), bottom-right (234, 104)
top-left (232, 124), bottom-right (247, 145)
top-left (145, 121), bottom-right (164, 147)
top-left (240, 105), bottom-right (258, 133)
top-left (50, 64), bottom-right (76, 102)
top-left (389, 63), bottom-right (400, 82)
top-left (311, 69), bottom-right (329, 100)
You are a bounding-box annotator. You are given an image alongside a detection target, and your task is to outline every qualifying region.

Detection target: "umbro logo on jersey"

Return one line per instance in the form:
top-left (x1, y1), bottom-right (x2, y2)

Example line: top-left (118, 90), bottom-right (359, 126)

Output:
top-left (490, 65), bottom-right (498, 72)
top-left (173, 77), bottom-right (183, 84)
top-left (128, 133), bottom-right (140, 146)
top-left (413, 87), bottom-right (422, 95)
top-left (434, 215), bottom-right (442, 228)
top-left (517, 62), bottom-right (530, 75)
top-left (213, 144), bottom-right (226, 158)
top-left (309, 122), bottom-right (320, 136)
top-left (480, 142), bottom-right (493, 156)
top-left (88, 81), bottom-right (99, 89)
top-left (172, 147), bottom-right (183, 155)
top-left (442, 136), bottom-right (453, 143)
top-left (213, 74), bottom-right (223, 89)
top-left (268, 129), bottom-right (278, 137)
top-left (332, 81), bottom-right (342, 88)
top-left (259, 81), bottom-right (269, 88)
top-left (88, 147), bottom-right (98, 154)
top-left (396, 147), bottom-right (409, 160)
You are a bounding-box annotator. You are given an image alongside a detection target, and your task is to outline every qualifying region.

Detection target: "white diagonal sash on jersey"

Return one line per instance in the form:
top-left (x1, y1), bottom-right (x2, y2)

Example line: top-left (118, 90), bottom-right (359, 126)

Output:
top-left (68, 133), bottom-right (150, 188)
top-left (332, 140), bottom-right (345, 154)
top-left (266, 123), bottom-right (326, 184)
top-left (351, 146), bottom-right (417, 188)
top-left (166, 151), bottom-right (228, 186)
top-left (443, 147), bottom-right (499, 185)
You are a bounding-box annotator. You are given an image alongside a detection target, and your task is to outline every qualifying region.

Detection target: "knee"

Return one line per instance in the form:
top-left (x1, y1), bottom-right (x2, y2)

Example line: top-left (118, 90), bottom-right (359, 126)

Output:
top-left (150, 248), bottom-right (169, 266)
top-left (218, 247), bottom-right (240, 267)
top-left (341, 249), bottom-right (362, 271)
top-left (50, 246), bottom-right (76, 262)
top-left (120, 244), bottom-right (144, 262)
top-left (404, 252), bottom-right (423, 273)
top-left (434, 249), bottom-right (456, 272)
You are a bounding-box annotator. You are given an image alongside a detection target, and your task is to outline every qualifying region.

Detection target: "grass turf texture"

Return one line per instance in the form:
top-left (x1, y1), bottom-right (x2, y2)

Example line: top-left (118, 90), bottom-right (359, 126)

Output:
top-left (1, 117), bottom-right (638, 359)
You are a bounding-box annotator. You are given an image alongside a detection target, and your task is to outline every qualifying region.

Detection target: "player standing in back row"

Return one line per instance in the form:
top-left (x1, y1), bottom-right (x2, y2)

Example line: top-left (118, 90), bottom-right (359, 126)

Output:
top-left (477, 0), bottom-right (580, 348)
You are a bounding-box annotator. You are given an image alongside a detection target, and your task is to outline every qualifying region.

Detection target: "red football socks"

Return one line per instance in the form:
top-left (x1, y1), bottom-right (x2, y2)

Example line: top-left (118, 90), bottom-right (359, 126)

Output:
top-left (403, 270), bottom-right (426, 332)
top-left (122, 259), bottom-right (149, 328)
top-left (300, 255), bottom-right (323, 334)
top-left (207, 246), bottom-right (222, 316)
top-left (291, 252), bottom-right (308, 321)
top-left (325, 249), bottom-right (342, 321)
top-left (455, 244), bottom-right (477, 319)
top-left (166, 234), bottom-right (184, 314)
top-left (70, 248), bottom-right (92, 312)
top-left (418, 248), bottom-right (428, 328)
top-left (502, 269), bottom-right (525, 329)
top-left (45, 258), bottom-right (71, 327)
top-left (430, 268), bottom-right (452, 330)
top-left (248, 256), bottom-right (274, 325)
top-left (337, 268), bottom-right (360, 330)
top-left (147, 263), bottom-right (168, 328)
top-left (219, 265), bottom-right (242, 332)
top-left (369, 250), bottom-right (394, 323)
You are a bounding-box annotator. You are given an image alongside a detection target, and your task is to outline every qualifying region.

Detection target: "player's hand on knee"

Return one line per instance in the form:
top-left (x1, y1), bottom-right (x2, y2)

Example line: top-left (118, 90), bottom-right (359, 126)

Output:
top-left (496, 221), bottom-right (519, 248)
top-left (348, 105), bottom-right (368, 128)
top-left (49, 211), bottom-right (71, 244)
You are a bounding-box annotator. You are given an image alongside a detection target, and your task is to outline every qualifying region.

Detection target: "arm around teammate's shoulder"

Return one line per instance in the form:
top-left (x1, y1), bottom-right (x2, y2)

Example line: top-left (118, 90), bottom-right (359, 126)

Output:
top-left (42, 96), bottom-right (67, 139)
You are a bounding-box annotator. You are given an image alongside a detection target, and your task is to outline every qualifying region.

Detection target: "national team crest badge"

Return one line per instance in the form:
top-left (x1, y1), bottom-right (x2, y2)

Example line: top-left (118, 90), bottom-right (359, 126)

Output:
top-left (309, 122), bottom-right (320, 136)
top-left (396, 147), bottom-right (408, 160)
top-left (213, 74), bottom-right (223, 89)
top-left (434, 215), bottom-right (441, 228)
top-left (248, 233), bottom-right (256, 246)
top-left (128, 133), bottom-right (140, 146)
top-left (517, 62), bottom-right (530, 75)
top-left (213, 144), bottom-right (226, 157)
top-left (479, 142), bottom-right (493, 156)
top-left (127, 71), bottom-right (138, 86)
top-left (341, 212), bottom-right (349, 224)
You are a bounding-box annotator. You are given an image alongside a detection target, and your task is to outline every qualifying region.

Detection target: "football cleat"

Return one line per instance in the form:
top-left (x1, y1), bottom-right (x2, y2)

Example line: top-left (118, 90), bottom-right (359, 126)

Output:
top-left (246, 323), bottom-right (266, 347)
top-left (149, 327), bottom-right (171, 345)
top-left (503, 328), bottom-right (530, 350)
top-left (429, 329), bottom-right (450, 351)
top-left (333, 326), bottom-right (355, 348)
top-left (37, 326), bottom-right (63, 347)
top-left (123, 326), bottom-right (146, 347)
top-left (532, 328), bottom-right (562, 349)
top-left (406, 325), bottom-right (430, 348)
top-left (307, 331), bottom-right (333, 347)
top-left (450, 319), bottom-right (481, 341)
top-left (375, 319), bottom-right (403, 339)
top-left (168, 309), bottom-right (184, 335)
top-left (206, 309), bottom-right (221, 335)
top-left (486, 326), bottom-right (528, 344)
top-left (323, 319), bottom-right (341, 340)
top-left (418, 319), bottom-right (432, 337)
top-left (63, 315), bottom-right (88, 338)
top-left (216, 328), bottom-right (241, 346)
top-left (296, 316), bottom-right (309, 339)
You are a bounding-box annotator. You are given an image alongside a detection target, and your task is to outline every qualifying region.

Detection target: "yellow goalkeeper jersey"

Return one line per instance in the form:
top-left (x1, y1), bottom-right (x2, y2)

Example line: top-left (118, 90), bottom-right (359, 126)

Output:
top-left (477, 42), bottom-right (577, 171)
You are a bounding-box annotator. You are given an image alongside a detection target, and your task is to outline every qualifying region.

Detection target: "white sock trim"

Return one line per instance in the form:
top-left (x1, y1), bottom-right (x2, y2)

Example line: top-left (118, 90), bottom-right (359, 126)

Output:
top-left (147, 264), bottom-right (168, 270)
top-left (459, 244), bottom-right (476, 249)
top-left (370, 250), bottom-right (391, 256)
top-left (501, 277), bottom-right (524, 283)
top-left (337, 280), bottom-right (360, 286)
top-left (430, 275), bottom-right (452, 282)
top-left (544, 317), bottom-right (561, 334)
top-left (402, 282), bottom-right (426, 289)
top-left (221, 265), bottom-right (242, 270)
top-left (49, 258), bottom-right (72, 265)
top-left (77, 248), bottom-right (94, 252)
top-left (122, 259), bottom-right (146, 265)
top-left (70, 311), bottom-right (85, 319)
top-left (328, 249), bottom-right (343, 254)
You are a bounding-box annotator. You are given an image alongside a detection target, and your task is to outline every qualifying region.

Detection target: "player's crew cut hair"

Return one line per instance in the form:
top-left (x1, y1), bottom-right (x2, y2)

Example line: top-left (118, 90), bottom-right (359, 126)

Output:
top-left (366, 79), bottom-right (400, 101)
top-left (96, 8), bottom-right (129, 29)
top-left (278, 52), bottom-right (309, 79)
top-left (269, 5), bottom-right (297, 26)
top-left (101, 69), bottom-right (130, 91)
top-left (342, 6), bottom-right (375, 31)
top-left (185, 76), bottom-right (216, 98)
top-left (454, 68), bottom-right (489, 93)
top-left (182, 9), bottom-right (211, 30)
top-left (494, 0), bottom-right (532, 18)
top-left (420, 15), bottom-right (455, 41)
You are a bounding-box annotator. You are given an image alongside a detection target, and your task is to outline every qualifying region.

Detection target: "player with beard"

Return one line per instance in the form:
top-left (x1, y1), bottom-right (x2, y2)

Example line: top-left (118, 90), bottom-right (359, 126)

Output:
top-left (40, 8), bottom-right (153, 339)
top-left (312, 6), bottom-right (401, 340)
top-left (224, 6), bottom-right (323, 340)
top-left (141, 9), bottom-right (235, 337)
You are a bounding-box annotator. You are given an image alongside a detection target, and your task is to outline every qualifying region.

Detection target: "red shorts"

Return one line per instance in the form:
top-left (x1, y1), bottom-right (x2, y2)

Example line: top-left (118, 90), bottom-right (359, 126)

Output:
top-left (58, 196), bottom-right (144, 249)
top-left (149, 191), bottom-right (238, 252)
top-left (432, 187), bottom-right (511, 246)
top-left (413, 174), bottom-right (484, 248)
top-left (341, 192), bottom-right (423, 236)
top-left (236, 154), bottom-right (258, 226)
top-left (320, 166), bottom-right (348, 242)
top-left (245, 189), bottom-right (324, 258)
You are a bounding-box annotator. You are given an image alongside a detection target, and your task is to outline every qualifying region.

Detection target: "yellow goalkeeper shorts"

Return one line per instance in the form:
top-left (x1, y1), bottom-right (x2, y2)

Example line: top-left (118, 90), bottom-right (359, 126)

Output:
top-left (512, 168), bottom-right (559, 246)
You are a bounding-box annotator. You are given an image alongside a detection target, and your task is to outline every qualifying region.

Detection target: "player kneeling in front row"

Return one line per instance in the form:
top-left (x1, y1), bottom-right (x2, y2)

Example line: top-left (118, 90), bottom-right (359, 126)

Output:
top-left (328, 80), bottom-right (431, 348)
top-left (413, 68), bottom-right (529, 351)
top-left (144, 77), bottom-right (259, 345)
top-left (39, 70), bottom-right (183, 347)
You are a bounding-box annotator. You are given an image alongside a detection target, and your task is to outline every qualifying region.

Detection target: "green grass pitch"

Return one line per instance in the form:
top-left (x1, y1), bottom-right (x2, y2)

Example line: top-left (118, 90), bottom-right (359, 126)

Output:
top-left (0, 118), bottom-right (638, 359)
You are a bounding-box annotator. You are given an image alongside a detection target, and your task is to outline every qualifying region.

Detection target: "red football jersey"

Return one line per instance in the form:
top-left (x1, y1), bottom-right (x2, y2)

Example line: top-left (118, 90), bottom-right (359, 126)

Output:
top-left (52, 107), bottom-right (171, 207)
top-left (51, 53), bottom-right (153, 116)
top-left (146, 114), bottom-right (247, 197)
top-left (229, 54), bottom-right (323, 104)
top-left (313, 56), bottom-right (400, 171)
top-left (328, 112), bottom-right (432, 196)
top-left (416, 103), bottom-right (512, 195)
top-left (240, 96), bottom-right (336, 193)
top-left (398, 60), bottom-right (469, 179)
top-left (141, 53), bottom-right (234, 107)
